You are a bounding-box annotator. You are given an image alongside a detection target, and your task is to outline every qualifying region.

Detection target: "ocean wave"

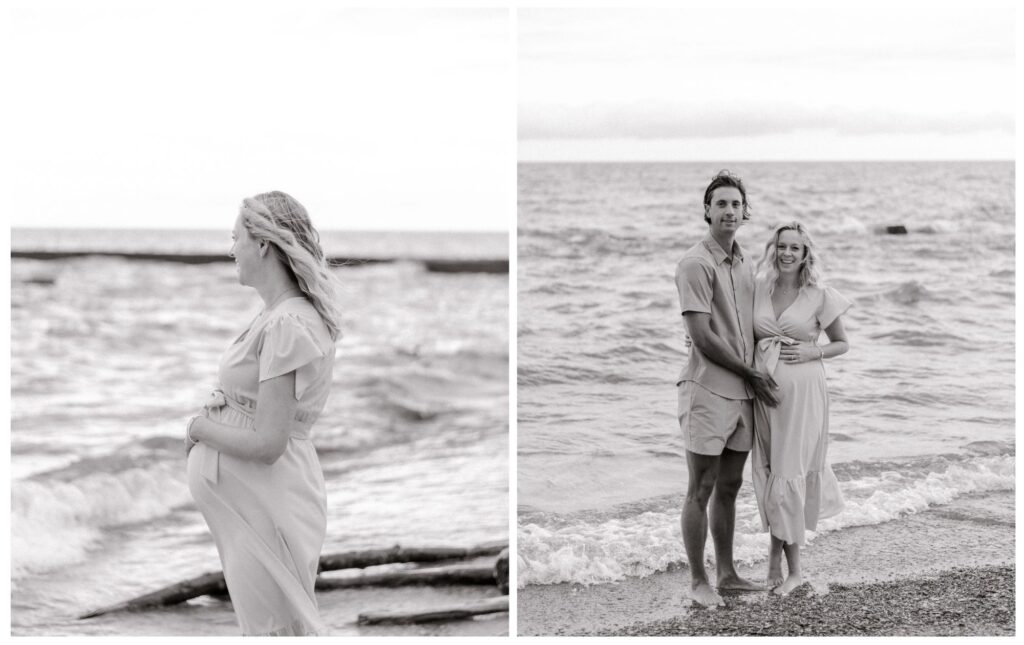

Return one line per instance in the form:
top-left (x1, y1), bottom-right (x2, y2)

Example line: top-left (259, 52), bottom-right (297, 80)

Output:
top-left (517, 453), bottom-right (1013, 587)
top-left (825, 216), bottom-right (869, 236)
top-left (374, 359), bottom-right (508, 422)
top-left (579, 341), bottom-right (679, 362)
top-left (861, 281), bottom-right (931, 305)
top-left (867, 328), bottom-right (968, 348)
top-left (528, 282), bottom-right (586, 296)
top-left (517, 364), bottom-right (633, 387)
top-left (11, 459), bottom-right (191, 579)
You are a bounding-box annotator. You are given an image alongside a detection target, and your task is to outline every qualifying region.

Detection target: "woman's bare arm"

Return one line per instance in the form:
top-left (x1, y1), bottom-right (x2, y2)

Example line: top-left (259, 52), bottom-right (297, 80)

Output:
top-left (190, 372), bottom-right (298, 465)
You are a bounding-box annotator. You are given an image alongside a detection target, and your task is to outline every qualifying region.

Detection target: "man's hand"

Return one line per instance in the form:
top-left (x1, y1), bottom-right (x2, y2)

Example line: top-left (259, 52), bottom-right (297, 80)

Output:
top-left (748, 370), bottom-right (780, 407)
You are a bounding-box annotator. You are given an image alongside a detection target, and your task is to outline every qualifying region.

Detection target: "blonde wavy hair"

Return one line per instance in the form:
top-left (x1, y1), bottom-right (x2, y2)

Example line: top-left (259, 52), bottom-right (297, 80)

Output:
top-left (756, 221), bottom-right (822, 291)
top-left (239, 191), bottom-right (343, 340)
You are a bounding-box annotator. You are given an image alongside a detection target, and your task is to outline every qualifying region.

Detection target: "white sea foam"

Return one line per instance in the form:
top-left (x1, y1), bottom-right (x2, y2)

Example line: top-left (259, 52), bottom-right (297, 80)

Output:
top-left (11, 463), bottom-right (192, 579)
top-left (517, 454), bottom-right (1014, 587)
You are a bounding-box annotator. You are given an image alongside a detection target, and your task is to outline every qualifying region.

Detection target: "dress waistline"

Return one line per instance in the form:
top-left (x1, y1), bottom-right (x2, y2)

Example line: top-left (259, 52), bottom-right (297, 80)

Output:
top-left (197, 390), bottom-right (316, 484)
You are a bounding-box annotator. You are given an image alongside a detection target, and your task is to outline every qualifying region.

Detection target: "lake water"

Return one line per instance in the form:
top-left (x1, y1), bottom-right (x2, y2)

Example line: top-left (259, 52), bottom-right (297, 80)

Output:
top-left (11, 228), bottom-right (509, 635)
top-left (516, 161), bottom-right (1014, 587)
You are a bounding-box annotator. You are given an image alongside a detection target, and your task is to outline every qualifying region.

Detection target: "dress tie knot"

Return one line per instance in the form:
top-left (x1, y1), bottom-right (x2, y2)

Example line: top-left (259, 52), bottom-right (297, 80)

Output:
top-left (755, 335), bottom-right (798, 376)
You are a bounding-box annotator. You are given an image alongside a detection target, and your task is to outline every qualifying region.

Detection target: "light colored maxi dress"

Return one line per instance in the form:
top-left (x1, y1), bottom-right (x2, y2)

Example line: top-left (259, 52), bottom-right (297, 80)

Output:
top-left (751, 279), bottom-right (850, 546)
top-left (187, 296), bottom-right (335, 636)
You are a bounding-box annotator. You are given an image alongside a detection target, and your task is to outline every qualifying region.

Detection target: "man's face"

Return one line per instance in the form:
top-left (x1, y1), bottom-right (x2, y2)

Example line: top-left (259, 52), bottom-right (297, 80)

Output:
top-left (705, 186), bottom-right (745, 237)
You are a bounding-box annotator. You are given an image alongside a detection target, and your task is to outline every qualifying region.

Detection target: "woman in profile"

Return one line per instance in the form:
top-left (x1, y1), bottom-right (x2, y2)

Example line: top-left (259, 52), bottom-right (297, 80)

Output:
top-left (185, 191), bottom-right (341, 635)
top-left (751, 221), bottom-right (850, 595)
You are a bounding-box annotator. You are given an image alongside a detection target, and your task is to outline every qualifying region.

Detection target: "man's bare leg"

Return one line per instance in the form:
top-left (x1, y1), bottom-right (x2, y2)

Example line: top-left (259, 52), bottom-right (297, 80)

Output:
top-left (682, 450), bottom-right (725, 607)
top-left (766, 534), bottom-right (785, 589)
top-left (774, 541), bottom-right (803, 595)
top-left (711, 448), bottom-right (765, 592)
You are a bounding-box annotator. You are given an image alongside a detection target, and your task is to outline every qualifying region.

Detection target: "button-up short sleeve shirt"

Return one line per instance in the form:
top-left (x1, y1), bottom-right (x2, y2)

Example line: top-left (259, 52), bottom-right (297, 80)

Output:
top-left (675, 234), bottom-right (755, 399)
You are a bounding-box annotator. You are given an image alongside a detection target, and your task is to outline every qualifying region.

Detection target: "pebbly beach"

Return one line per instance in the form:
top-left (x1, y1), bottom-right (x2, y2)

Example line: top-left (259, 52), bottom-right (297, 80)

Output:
top-left (518, 489), bottom-right (1014, 637)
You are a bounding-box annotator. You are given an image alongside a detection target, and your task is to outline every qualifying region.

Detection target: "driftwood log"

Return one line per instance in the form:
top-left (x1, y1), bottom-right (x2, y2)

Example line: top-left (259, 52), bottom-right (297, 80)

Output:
top-left (494, 547), bottom-right (509, 594)
top-left (12, 251), bottom-right (508, 274)
top-left (80, 541), bottom-right (507, 619)
top-left (79, 572), bottom-right (228, 619)
top-left (316, 564), bottom-right (496, 590)
top-left (317, 541), bottom-right (506, 572)
top-left (357, 596), bottom-right (509, 625)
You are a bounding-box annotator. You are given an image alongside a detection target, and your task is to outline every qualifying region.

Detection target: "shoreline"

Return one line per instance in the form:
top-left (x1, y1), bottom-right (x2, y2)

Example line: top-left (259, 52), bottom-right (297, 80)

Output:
top-left (517, 489), bottom-right (1014, 636)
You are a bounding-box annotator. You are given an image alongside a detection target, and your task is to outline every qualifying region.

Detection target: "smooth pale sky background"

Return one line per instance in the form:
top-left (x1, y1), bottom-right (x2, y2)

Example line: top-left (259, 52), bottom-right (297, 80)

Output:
top-left (518, 5), bottom-right (1015, 161)
top-left (6, 1), bottom-right (511, 230)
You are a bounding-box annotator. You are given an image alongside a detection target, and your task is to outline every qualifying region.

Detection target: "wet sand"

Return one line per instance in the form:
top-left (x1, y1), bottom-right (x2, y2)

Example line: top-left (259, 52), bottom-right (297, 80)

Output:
top-left (517, 490), bottom-right (1014, 636)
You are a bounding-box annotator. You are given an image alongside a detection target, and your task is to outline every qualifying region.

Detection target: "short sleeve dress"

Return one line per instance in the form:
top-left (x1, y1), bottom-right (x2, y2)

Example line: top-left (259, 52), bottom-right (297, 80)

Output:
top-left (187, 296), bottom-right (335, 636)
top-left (751, 279), bottom-right (850, 546)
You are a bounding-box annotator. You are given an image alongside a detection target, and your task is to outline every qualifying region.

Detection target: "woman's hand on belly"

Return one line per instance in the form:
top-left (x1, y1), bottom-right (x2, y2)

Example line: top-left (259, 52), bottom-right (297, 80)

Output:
top-left (204, 389), bottom-right (227, 412)
top-left (778, 341), bottom-right (821, 364)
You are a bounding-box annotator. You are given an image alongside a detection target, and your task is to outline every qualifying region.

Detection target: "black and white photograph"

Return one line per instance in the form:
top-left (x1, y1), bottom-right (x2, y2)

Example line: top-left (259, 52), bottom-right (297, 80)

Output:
top-left (9, 3), bottom-right (510, 636)
top-left (516, 5), bottom-right (1015, 637)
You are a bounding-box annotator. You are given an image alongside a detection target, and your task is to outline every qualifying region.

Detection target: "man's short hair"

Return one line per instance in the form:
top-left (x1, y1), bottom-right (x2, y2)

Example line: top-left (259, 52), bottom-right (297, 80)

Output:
top-left (703, 170), bottom-right (751, 224)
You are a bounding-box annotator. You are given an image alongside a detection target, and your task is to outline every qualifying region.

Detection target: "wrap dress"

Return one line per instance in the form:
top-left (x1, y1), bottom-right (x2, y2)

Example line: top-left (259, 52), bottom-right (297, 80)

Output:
top-left (187, 296), bottom-right (335, 636)
top-left (751, 279), bottom-right (850, 546)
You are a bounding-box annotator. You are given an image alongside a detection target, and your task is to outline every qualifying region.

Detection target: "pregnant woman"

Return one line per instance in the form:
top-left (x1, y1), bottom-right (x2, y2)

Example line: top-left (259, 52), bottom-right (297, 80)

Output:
top-left (185, 191), bottom-right (341, 635)
top-left (751, 221), bottom-right (850, 595)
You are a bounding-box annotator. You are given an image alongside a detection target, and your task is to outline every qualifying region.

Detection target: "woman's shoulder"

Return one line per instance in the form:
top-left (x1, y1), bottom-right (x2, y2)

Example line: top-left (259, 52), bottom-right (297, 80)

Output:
top-left (265, 298), bottom-right (332, 342)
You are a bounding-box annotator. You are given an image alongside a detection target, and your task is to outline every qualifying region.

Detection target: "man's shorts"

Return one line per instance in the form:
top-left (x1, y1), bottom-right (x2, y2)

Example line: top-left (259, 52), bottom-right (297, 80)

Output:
top-left (677, 381), bottom-right (753, 455)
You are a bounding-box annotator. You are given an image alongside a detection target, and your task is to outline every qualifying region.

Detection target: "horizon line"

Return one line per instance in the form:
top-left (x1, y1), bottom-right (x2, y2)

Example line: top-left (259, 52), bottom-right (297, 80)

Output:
top-left (10, 226), bottom-right (509, 234)
top-left (516, 158), bottom-right (1015, 164)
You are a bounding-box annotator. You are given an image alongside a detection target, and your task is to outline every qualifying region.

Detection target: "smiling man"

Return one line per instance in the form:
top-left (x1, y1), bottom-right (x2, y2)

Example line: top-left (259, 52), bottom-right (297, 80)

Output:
top-left (674, 170), bottom-right (779, 607)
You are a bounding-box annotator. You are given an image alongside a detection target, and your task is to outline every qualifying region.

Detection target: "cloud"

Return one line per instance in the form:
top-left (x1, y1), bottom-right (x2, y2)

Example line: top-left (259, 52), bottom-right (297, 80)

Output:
top-left (518, 102), bottom-right (1015, 140)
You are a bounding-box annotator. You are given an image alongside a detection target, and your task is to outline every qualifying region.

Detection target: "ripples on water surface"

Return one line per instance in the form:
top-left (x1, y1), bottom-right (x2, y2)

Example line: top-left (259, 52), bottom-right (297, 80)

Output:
top-left (11, 230), bottom-right (508, 635)
top-left (517, 161), bottom-right (1014, 587)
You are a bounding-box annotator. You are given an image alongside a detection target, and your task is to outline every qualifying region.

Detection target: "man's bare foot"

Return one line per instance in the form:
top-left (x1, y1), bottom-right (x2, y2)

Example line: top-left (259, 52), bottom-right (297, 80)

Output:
top-left (690, 581), bottom-right (725, 607)
top-left (772, 573), bottom-right (803, 595)
top-left (717, 573), bottom-right (766, 592)
top-left (766, 566), bottom-right (784, 590)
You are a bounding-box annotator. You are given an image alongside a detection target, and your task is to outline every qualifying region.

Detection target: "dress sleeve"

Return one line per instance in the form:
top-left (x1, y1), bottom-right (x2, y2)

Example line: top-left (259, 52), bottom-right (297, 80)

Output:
top-left (817, 286), bottom-right (853, 330)
top-left (257, 314), bottom-right (326, 399)
top-left (675, 257), bottom-right (714, 316)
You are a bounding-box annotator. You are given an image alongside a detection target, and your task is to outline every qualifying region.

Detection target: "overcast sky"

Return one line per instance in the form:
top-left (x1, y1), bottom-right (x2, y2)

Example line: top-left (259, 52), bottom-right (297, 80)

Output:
top-left (6, 2), bottom-right (511, 230)
top-left (518, 6), bottom-right (1015, 161)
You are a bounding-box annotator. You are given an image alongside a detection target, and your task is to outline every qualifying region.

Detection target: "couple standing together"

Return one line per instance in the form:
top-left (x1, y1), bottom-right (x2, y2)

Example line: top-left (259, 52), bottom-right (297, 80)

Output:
top-left (675, 171), bottom-right (852, 606)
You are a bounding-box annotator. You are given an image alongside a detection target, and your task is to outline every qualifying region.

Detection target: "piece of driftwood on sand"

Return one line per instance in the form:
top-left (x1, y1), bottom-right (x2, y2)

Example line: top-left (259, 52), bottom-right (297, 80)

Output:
top-left (79, 541), bottom-right (507, 619)
top-left (317, 563), bottom-right (496, 590)
top-left (357, 596), bottom-right (509, 625)
top-left (319, 547), bottom-right (510, 591)
top-left (317, 541), bottom-right (506, 572)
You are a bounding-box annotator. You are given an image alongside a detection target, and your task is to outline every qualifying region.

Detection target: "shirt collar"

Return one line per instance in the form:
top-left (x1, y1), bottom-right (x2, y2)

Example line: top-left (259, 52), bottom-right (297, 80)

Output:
top-left (702, 233), bottom-right (745, 265)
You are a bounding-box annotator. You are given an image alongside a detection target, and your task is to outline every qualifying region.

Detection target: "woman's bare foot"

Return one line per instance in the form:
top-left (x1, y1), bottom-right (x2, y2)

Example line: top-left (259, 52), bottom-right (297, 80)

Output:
top-left (690, 581), bottom-right (725, 607)
top-left (772, 573), bottom-right (803, 595)
top-left (717, 573), bottom-right (766, 592)
top-left (767, 536), bottom-right (784, 590)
